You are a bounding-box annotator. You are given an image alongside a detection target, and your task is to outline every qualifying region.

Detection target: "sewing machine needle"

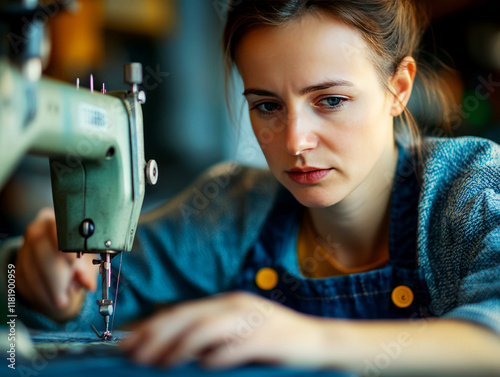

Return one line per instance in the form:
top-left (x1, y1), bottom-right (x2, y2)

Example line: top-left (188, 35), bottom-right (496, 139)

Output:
top-left (90, 74), bottom-right (94, 92)
top-left (101, 83), bottom-right (106, 94)
top-left (76, 78), bottom-right (80, 89)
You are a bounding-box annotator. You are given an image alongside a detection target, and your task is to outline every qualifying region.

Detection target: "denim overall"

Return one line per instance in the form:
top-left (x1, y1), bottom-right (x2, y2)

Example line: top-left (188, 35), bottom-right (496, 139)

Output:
top-left (234, 143), bottom-right (434, 320)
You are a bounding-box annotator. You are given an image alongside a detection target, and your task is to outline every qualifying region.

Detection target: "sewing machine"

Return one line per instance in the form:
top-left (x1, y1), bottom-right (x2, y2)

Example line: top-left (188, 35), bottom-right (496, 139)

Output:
top-left (0, 1), bottom-right (157, 340)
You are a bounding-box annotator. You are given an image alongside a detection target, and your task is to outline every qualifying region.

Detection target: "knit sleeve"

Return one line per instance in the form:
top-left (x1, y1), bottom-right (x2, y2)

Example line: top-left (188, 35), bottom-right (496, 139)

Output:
top-left (112, 162), bottom-right (279, 327)
top-left (440, 182), bottom-right (500, 334)
top-left (0, 162), bottom-right (278, 331)
top-left (419, 137), bottom-right (500, 334)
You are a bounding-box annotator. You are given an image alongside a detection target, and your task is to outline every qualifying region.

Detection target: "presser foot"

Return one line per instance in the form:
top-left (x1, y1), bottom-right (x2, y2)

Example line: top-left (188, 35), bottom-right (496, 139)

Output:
top-left (90, 324), bottom-right (114, 341)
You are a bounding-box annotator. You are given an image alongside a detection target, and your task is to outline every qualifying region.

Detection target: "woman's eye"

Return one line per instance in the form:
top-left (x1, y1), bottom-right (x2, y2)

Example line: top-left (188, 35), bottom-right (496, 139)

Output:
top-left (316, 96), bottom-right (347, 109)
top-left (251, 102), bottom-right (281, 114)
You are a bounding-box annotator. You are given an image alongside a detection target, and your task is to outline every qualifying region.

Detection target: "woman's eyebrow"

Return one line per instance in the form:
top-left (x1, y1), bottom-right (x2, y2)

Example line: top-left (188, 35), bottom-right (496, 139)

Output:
top-left (299, 80), bottom-right (354, 95)
top-left (242, 89), bottom-right (277, 97)
top-left (243, 80), bottom-right (354, 97)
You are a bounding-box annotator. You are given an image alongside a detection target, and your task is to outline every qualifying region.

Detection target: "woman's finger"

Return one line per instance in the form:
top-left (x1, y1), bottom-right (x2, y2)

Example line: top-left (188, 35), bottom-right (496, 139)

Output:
top-left (122, 296), bottom-right (233, 363)
top-left (122, 292), bottom-right (277, 368)
top-left (125, 296), bottom-right (226, 346)
top-left (35, 237), bottom-right (74, 309)
top-left (159, 312), bottom-right (241, 367)
top-left (200, 339), bottom-right (263, 370)
top-left (122, 320), bottom-right (167, 363)
top-left (16, 242), bottom-right (53, 310)
top-left (73, 253), bottom-right (98, 292)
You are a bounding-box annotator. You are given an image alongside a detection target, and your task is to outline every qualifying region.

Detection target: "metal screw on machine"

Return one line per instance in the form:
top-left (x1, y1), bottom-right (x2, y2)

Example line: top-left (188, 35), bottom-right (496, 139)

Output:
top-left (124, 62), bottom-right (143, 94)
top-left (104, 240), bottom-right (112, 248)
top-left (137, 90), bottom-right (146, 104)
top-left (145, 159), bottom-right (159, 185)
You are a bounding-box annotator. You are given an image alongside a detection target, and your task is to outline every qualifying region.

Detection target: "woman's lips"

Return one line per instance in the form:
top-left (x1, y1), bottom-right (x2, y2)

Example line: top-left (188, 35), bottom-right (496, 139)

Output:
top-left (286, 167), bottom-right (334, 185)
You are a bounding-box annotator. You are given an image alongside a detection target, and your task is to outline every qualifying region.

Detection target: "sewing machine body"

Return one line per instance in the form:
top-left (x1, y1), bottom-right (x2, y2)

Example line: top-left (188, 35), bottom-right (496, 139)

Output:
top-left (0, 59), bottom-right (147, 253)
top-left (0, 0), bottom-right (158, 338)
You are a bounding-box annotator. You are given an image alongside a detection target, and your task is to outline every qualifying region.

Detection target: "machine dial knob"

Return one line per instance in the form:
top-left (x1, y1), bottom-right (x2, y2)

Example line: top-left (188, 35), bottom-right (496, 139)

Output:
top-left (124, 63), bottom-right (143, 93)
top-left (145, 159), bottom-right (159, 185)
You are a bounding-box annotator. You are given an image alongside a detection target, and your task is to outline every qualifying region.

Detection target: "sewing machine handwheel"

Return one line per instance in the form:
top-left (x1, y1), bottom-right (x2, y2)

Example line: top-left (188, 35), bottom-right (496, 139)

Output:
top-left (145, 159), bottom-right (158, 185)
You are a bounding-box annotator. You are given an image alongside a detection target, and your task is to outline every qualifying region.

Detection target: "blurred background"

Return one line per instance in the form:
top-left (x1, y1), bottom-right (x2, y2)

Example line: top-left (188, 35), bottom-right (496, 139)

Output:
top-left (1, 0), bottom-right (500, 237)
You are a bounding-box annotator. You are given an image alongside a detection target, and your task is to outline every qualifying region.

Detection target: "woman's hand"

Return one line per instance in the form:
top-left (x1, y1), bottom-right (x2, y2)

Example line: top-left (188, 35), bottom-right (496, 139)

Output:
top-left (16, 208), bottom-right (98, 322)
top-left (120, 291), bottom-right (329, 369)
top-left (120, 291), bottom-right (500, 375)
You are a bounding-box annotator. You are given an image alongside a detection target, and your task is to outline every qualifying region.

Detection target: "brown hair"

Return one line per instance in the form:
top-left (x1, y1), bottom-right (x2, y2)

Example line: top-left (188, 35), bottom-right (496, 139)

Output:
top-left (222, 0), bottom-right (454, 161)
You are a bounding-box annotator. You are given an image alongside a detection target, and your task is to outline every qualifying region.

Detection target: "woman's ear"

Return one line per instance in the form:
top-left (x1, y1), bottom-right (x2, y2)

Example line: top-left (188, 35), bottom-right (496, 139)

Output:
top-left (389, 56), bottom-right (416, 117)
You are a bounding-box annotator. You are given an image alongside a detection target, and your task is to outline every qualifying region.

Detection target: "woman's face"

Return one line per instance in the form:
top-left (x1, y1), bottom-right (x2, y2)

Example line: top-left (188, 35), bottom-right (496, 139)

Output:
top-left (236, 12), bottom-right (398, 208)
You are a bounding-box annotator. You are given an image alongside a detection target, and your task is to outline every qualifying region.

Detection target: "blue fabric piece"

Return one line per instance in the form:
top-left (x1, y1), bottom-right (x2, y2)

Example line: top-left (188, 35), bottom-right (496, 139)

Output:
top-left (2, 331), bottom-right (353, 377)
top-left (30, 330), bottom-right (124, 344)
top-left (1, 137), bottom-right (500, 336)
top-left (8, 358), bottom-right (353, 377)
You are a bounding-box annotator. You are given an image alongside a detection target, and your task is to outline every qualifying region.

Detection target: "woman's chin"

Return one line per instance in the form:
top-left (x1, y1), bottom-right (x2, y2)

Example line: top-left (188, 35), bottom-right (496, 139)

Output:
top-left (288, 187), bottom-right (345, 209)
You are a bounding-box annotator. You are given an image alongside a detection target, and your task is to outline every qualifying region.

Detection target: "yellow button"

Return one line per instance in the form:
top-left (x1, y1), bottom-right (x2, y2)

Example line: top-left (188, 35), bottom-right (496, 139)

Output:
top-left (255, 267), bottom-right (278, 290)
top-left (391, 285), bottom-right (414, 308)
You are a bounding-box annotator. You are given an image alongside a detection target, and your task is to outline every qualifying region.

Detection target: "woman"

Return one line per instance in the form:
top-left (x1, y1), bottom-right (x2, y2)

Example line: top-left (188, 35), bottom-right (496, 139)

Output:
top-left (8, 0), bottom-right (500, 374)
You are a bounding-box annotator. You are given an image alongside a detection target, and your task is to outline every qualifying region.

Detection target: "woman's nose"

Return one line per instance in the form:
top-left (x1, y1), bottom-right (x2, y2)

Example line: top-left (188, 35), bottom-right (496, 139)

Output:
top-left (283, 113), bottom-right (318, 156)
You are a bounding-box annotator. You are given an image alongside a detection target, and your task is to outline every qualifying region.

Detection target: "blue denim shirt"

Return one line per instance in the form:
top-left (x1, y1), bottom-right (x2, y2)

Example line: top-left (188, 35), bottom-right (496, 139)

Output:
top-left (1, 136), bottom-right (500, 336)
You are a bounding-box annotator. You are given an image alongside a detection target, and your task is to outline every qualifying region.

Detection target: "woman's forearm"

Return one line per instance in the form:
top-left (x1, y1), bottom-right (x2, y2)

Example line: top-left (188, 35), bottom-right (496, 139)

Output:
top-left (318, 318), bottom-right (500, 376)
